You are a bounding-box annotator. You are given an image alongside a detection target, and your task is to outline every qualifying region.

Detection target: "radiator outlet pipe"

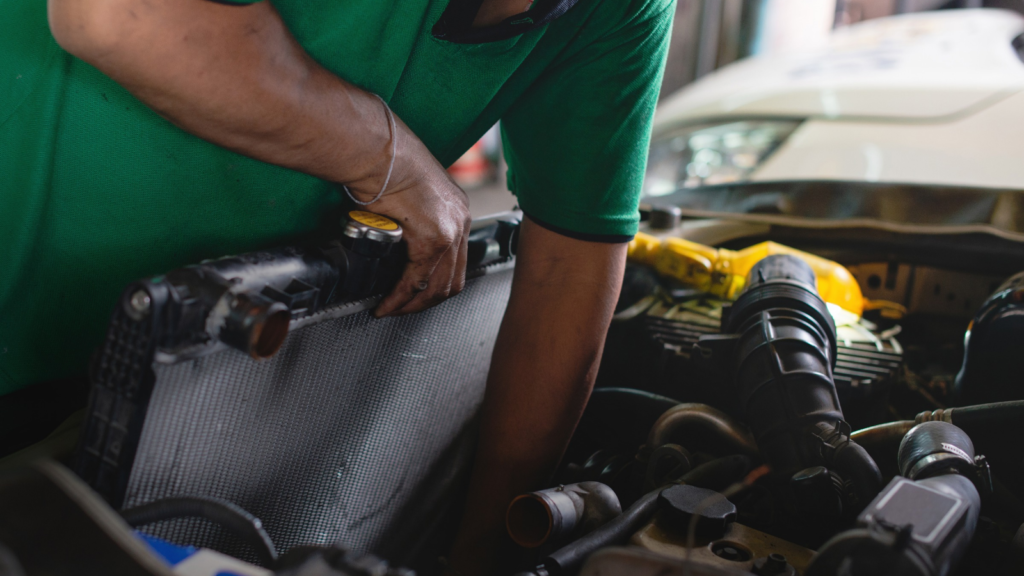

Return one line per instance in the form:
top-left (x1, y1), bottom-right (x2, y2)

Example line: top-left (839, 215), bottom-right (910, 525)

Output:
top-left (506, 482), bottom-right (621, 549)
top-left (218, 292), bottom-right (292, 359)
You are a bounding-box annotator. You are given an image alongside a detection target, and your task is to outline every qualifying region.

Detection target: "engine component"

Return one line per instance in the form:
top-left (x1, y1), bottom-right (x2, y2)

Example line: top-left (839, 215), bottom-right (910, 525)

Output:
top-left (74, 215), bottom-right (521, 567)
top-left (648, 206), bottom-right (683, 231)
top-left (807, 422), bottom-right (986, 576)
top-left (658, 485), bottom-right (736, 539)
top-left (118, 209), bottom-right (408, 365)
top-left (897, 421), bottom-right (988, 485)
top-left (752, 554), bottom-right (796, 576)
top-left (635, 297), bottom-right (902, 422)
top-left (916, 399), bottom-right (1024, 432)
top-left (694, 254), bottom-right (882, 513)
top-left (578, 547), bottom-right (751, 576)
top-left (627, 233), bottom-right (864, 316)
top-left (506, 482), bottom-right (622, 549)
top-left (851, 420), bottom-right (916, 451)
top-left (646, 404), bottom-right (758, 459)
top-left (216, 292), bottom-right (292, 360)
top-left (632, 519), bottom-right (813, 576)
top-left (853, 400), bottom-right (1024, 479)
top-left (516, 457), bottom-right (752, 576)
top-left (954, 271), bottom-right (1024, 405)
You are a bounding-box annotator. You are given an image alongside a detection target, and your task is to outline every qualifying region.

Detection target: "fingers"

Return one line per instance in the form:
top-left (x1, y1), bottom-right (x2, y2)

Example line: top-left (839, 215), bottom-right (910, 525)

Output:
top-left (374, 249), bottom-right (442, 318)
top-left (450, 220), bottom-right (470, 296)
top-left (391, 238), bottom-right (459, 316)
top-left (374, 217), bottom-right (469, 317)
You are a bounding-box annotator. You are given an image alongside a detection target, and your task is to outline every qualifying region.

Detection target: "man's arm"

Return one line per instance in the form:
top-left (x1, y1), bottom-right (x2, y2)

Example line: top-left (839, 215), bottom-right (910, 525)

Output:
top-left (448, 217), bottom-right (627, 575)
top-left (47, 0), bottom-right (470, 316)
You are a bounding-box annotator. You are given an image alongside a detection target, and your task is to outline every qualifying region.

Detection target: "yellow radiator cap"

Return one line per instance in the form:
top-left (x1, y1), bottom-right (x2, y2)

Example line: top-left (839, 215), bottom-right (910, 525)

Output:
top-left (349, 210), bottom-right (399, 231)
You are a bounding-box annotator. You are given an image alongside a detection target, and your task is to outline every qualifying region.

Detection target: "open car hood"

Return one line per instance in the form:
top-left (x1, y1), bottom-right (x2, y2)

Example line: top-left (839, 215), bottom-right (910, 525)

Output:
top-left (655, 9), bottom-right (1024, 124)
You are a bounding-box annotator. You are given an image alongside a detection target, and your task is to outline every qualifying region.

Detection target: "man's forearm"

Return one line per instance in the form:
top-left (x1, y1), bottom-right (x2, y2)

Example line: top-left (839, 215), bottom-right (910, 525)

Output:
top-left (47, 0), bottom-right (388, 188)
top-left (449, 218), bottom-right (627, 575)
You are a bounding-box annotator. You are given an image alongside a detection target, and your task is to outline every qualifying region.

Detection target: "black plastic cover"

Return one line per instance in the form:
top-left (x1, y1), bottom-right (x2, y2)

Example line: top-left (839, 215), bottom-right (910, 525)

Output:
top-left (658, 484), bottom-right (736, 538)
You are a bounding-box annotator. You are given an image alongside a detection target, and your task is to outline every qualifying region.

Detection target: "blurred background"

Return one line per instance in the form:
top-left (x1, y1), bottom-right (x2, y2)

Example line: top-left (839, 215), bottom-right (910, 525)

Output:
top-left (456, 0), bottom-right (1024, 218)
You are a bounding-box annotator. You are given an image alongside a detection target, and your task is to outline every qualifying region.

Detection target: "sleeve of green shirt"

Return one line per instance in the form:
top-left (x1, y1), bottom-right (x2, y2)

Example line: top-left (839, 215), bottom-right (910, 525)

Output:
top-left (501, 0), bottom-right (675, 241)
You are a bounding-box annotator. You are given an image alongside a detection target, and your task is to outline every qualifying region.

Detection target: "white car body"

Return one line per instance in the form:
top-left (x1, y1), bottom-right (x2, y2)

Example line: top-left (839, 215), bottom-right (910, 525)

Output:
top-left (653, 9), bottom-right (1024, 190)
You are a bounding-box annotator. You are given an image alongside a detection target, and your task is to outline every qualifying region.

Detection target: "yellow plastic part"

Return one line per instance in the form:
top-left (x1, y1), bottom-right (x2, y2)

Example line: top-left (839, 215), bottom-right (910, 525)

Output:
top-left (628, 232), bottom-right (864, 316)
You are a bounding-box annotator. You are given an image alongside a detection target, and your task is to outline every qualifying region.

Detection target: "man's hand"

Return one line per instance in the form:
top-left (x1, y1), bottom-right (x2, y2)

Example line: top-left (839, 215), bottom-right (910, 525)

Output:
top-left (48, 0), bottom-right (470, 316)
top-left (349, 117), bottom-right (472, 317)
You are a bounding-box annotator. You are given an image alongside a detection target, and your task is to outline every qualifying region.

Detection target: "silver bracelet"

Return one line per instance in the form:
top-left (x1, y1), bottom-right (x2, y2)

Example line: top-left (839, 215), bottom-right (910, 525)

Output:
top-left (344, 93), bottom-right (397, 206)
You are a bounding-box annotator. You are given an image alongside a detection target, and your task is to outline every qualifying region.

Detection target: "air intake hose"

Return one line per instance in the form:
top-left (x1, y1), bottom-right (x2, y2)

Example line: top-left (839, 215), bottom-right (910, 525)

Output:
top-left (695, 254), bottom-right (881, 512)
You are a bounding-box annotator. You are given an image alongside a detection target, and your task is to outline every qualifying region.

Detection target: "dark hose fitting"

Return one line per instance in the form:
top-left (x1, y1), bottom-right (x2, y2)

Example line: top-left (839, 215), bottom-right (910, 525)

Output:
top-left (899, 421), bottom-right (977, 481)
top-left (821, 423), bottom-right (883, 511)
top-left (507, 482), bottom-right (621, 549)
top-left (219, 292), bottom-right (291, 359)
top-left (695, 255), bottom-right (880, 509)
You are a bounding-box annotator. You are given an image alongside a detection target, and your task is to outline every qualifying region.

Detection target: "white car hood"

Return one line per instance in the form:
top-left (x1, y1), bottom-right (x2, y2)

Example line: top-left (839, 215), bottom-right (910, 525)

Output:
top-left (655, 9), bottom-right (1024, 124)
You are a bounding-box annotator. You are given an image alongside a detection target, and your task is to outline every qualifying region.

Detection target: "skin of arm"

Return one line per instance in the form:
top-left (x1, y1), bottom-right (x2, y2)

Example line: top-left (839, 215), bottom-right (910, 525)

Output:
top-left (448, 217), bottom-right (628, 575)
top-left (46, 0), bottom-right (472, 316)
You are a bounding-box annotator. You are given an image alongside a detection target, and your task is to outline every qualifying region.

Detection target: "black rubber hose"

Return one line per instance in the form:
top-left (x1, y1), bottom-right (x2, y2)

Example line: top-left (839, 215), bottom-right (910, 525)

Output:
top-left (542, 488), bottom-right (660, 574)
top-left (951, 400), bottom-right (1024, 429)
top-left (540, 455), bottom-right (751, 575)
top-left (830, 440), bottom-right (883, 511)
top-left (120, 496), bottom-right (278, 567)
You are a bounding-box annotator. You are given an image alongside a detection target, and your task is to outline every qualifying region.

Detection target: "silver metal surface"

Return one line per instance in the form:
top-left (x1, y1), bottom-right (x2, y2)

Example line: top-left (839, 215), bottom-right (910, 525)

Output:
top-left (128, 290), bottom-right (151, 318)
top-left (343, 217), bottom-right (403, 244)
top-left (123, 266), bottom-right (513, 565)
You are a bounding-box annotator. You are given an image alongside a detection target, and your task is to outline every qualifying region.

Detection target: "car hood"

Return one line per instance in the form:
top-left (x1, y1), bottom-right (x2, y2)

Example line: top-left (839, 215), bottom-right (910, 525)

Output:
top-left (655, 9), bottom-right (1024, 125)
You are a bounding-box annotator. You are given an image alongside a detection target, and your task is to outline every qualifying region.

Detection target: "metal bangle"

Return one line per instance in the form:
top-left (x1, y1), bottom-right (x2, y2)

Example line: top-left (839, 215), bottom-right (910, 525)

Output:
top-left (344, 93), bottom-right (397, 206)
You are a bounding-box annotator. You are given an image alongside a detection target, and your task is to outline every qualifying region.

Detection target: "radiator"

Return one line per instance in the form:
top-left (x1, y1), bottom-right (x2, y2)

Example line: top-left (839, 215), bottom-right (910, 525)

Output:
top-left (76, 215), bottom-right (518, 567)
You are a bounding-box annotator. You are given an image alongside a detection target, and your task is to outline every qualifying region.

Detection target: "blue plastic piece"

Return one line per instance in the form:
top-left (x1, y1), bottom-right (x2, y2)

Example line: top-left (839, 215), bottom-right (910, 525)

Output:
top-left (136, 531), bottom-right (198, 567)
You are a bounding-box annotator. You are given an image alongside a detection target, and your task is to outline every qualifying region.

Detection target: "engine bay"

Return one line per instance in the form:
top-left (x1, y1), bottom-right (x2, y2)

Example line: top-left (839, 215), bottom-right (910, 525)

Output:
top-left (1, 207), bottom-right (1023, 576)
top-left (509, 212), bottom-right (1024, 576)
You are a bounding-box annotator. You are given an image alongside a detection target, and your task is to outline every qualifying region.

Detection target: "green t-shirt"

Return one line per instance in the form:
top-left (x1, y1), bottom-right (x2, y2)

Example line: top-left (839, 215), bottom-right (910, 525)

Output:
top-left (0, 0), bottom-right (674, 394)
